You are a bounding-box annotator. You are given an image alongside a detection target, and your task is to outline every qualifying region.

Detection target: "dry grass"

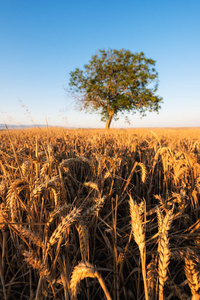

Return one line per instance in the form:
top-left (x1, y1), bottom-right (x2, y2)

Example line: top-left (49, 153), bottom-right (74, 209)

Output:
top-left (0, 127), bottom-right (200, 299)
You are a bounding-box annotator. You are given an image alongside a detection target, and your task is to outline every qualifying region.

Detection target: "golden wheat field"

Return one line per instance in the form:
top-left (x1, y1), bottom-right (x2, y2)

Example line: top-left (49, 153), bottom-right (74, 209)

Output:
top-left (0, 127), bottom-right (200, 300)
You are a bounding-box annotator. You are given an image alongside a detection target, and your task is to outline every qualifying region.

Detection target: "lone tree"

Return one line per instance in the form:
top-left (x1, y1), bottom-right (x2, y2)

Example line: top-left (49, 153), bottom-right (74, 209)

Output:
top-left (69, 49), bottom-right (163, 129)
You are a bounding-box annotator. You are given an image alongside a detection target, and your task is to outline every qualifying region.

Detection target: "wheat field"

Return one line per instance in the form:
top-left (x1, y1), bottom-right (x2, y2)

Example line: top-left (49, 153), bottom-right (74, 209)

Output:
top-left (0, 127), bottom-right (200, 300)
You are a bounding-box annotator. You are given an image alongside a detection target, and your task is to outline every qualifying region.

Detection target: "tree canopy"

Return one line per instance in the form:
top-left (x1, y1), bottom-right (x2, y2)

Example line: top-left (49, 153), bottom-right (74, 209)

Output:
top-left (69, 49), bottom-right (163, 129)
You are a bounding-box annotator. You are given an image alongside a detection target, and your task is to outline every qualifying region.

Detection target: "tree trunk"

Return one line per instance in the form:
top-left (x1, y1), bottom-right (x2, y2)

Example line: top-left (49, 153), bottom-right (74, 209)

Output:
top-left (105, 110), bottom-right (115, 129)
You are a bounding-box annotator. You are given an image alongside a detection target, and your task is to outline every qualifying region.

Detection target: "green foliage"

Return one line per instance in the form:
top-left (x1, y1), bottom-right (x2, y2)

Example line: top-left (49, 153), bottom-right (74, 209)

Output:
top-left (69, 49), bottom-right (163, 128)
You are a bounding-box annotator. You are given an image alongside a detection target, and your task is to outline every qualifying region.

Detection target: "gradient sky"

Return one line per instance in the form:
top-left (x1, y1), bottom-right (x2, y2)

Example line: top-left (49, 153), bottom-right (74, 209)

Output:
top-left (0, 0), bottom-right (200, 128)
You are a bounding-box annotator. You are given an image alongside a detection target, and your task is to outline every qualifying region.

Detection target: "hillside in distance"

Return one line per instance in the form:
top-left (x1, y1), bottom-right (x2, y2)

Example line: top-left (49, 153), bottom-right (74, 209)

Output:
top-left (0, 123), bottom-right (53, 130)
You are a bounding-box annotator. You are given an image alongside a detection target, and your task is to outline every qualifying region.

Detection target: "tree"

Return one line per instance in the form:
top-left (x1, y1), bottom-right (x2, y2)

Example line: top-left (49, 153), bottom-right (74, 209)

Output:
top-left (69, 49), bottom-right (163, 129)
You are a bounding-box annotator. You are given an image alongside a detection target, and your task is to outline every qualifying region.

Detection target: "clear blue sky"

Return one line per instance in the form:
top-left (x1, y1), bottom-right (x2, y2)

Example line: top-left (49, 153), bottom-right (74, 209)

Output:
top-left (0, 0), bottom-right (200, 128)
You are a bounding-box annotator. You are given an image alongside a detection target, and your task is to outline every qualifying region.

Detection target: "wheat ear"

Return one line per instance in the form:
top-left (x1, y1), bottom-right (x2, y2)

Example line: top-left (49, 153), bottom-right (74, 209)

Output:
top-left (76, 221), bottom-right (89, 261)
top-left (157, 205), bottom-right (174, 300)
top-left (184, 249), bottom-right (200, 296)
top-left (23, 250), bottom-right (53, 283)
top-left (70, 261), bottom-right (111, 300)
top-left (49, 206), bottom-right (81, 246)
top-left (0, 203), bottom-right (7, 231)
top-left (14, 225), bottom-right (44, 248)
top-left (129, 196), bottom-right (148, 300)
top-left (146, 256), bottom-right (157, 300)
top-left (192, 294), bottom-right (200, 300)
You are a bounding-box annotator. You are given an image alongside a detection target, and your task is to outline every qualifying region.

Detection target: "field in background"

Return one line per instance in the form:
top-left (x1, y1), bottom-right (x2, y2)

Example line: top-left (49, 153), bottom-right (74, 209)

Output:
top-left (0, 127), bottom-right (200, 299)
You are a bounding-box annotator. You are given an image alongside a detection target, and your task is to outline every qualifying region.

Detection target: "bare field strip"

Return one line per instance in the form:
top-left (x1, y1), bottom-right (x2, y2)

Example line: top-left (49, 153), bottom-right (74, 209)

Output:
top-left (0, 127), bottom-right (200, 299)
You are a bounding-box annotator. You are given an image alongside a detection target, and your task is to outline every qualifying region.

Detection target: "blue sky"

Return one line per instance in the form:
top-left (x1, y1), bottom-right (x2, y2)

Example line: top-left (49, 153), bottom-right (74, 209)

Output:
top-left (0, 0), bottom-right (200, 128)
